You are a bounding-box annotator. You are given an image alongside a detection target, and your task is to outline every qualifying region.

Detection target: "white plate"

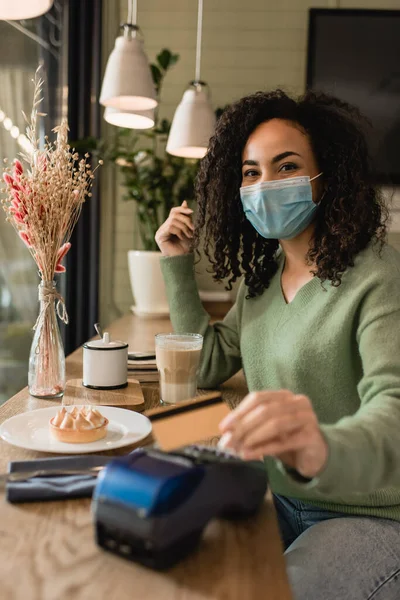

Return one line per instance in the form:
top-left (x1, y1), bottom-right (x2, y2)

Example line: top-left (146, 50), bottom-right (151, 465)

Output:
top-left (0, 406), bottom-right (152, 454)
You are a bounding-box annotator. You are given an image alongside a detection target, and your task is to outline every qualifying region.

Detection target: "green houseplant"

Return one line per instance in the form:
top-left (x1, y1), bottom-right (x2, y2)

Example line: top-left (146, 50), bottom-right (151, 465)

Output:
top-left (108, 49), bottom-right (200, 251)
top-left (107, 49), bottom-right (202, 316)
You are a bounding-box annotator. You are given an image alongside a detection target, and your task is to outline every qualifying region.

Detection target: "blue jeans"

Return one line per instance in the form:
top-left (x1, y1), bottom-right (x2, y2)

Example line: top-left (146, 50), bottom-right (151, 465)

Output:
top-left (273, 494), bottom-right (400, 600)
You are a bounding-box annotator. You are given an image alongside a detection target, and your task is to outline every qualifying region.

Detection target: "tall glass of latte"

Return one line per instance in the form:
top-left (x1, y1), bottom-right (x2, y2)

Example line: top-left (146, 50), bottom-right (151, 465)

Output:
top-left (155, 333), bottom-right (203, 404)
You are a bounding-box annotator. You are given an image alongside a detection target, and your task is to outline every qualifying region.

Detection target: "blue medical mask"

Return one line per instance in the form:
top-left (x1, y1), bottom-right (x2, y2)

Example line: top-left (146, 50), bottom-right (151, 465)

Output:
top-left (240, 173), bottom-right (323, 240)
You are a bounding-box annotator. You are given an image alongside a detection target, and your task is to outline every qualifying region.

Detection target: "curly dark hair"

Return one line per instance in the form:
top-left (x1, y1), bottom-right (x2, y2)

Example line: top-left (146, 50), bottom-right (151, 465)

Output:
top-left (193, 89), bottom-right (388, 298)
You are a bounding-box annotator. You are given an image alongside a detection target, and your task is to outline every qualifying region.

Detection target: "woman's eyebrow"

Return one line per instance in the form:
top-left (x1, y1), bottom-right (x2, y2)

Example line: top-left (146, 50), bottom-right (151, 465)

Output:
top-left (242, 159), bottom-right (259, 167)
top-left (242, 151), bottom-right (302, 168)
top-left (271, 151), bottom-right (301, 164)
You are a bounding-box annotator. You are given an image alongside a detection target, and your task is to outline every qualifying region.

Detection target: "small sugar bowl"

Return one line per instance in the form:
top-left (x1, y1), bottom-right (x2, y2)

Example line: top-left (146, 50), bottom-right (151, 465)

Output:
top-left (83, 331), bottom-right (128, 389)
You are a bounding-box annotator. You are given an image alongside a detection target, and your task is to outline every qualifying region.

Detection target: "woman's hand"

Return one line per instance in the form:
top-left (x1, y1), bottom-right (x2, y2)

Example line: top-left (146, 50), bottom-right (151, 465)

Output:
top-left (219, 390), bottom-right (328, 479)
top-left (155, 201), bottom-right (194, 257)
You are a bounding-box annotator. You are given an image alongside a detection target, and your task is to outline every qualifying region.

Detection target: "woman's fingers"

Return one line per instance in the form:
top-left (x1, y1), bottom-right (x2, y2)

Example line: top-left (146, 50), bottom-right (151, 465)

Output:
top-left (223, 403), bottom-right (267, 445)
top-left (168, 219), bottom-right (193, 239)
top-left (238, 410), bottom-right (312, 451)
top-left (220, 390), bottom-right (301, 432)
top-left (172, 205), bottom-right (194, 216)
top-left (167, 207), bottom-right (194, 238)
top-left (227, 400), bottom-right (312, 448)
top-left (155, 203), bottom-right (194, 257)
top-left (219, 392), bottom-right (270, 431)
top-left (171, 213), bottom-right (194, 233)
top-left (218, 390), bottom-right (316, 462)
top-left (168, 224), bottom-right (190, 241)
top-left (158, 214), bottom-right (193, 241)
top-left (240, 427), bottom-right (315, 461)
top-left (218, 390), bottom-right (328, 478)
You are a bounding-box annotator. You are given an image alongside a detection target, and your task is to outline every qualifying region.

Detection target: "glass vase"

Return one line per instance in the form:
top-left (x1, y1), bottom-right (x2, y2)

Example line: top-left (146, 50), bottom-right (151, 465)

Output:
top-left (28, 281), bottom-right (66, 399)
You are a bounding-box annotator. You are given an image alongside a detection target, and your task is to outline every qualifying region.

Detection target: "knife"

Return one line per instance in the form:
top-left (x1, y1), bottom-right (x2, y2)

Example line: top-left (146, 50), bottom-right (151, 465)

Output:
top-left (0, 465), bottom-right (104, 488)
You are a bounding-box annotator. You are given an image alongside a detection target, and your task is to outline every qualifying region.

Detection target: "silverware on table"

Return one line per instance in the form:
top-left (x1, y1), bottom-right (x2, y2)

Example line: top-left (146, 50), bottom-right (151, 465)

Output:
top-left (0, 465), bottom-right (104, 488)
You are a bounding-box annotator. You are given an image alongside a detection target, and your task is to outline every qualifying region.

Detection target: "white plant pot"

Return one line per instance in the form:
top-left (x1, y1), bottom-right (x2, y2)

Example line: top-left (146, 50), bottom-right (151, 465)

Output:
top-left (127, 250), bottom-right (169, 318)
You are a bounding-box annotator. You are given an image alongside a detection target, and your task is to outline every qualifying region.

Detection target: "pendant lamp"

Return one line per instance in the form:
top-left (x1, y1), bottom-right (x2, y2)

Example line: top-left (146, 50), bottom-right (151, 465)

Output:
top-left (0, 0), bottom-right (53, 20)
top-left (100, 0), bottom-right (157, 111)
top-left (166, 0), bottom-right (215, 159)
top-left (104, 106), bottom-right (154, 130)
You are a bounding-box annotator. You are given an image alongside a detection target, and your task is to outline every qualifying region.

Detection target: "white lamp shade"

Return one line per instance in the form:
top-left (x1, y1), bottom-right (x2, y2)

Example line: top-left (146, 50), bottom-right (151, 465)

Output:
top-left (166, 86), bottom-right (216, 159)
top-left (104, 106), bottom-right (154, 130)
top-left (0, 0), bottom-right (53, 19)
top-left (100, 36), bottom-right (157, 112)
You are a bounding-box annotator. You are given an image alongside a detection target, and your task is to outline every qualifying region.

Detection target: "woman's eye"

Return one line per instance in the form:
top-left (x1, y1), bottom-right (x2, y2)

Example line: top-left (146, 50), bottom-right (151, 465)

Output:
top-left (243, 169), bottom-right (259, 177)
top-left (278, 162), bottom-right (298, 172)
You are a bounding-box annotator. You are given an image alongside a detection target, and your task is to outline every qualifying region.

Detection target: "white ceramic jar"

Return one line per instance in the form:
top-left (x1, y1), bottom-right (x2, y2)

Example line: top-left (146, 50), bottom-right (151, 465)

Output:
top-left (83, 332), bottom-right (128, 389)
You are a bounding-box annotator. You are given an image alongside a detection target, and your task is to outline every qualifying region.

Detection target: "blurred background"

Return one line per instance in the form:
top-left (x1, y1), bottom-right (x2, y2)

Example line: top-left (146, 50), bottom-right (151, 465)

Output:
top-left (0, 0), bottom-right (399, 402)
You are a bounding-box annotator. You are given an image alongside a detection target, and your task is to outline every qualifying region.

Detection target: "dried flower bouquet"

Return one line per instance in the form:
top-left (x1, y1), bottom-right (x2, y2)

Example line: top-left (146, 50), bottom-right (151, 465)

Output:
top-left (1, 69), bottom-right (101, 398)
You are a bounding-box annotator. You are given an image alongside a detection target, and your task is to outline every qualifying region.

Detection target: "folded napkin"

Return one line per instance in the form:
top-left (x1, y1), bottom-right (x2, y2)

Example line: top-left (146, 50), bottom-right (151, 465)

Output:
top-left (7, 454), bottom-right (114, 504)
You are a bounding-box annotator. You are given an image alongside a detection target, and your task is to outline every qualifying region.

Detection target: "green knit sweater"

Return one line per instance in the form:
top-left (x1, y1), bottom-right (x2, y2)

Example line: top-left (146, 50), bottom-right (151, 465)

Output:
top-left (160, 243), bottom-right (400, 520)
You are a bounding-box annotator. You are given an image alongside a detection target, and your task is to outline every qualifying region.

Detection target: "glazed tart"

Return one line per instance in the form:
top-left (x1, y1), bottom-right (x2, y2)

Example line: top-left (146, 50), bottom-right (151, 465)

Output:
top-left (49, 406), bottom-right (108, 443)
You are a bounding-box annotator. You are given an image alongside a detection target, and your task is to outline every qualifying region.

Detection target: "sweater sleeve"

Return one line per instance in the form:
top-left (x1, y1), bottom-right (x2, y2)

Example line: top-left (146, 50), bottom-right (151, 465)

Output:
top-left (160, 254), bottom-right (242, 388)
top-left (304, 263), bottom-right (400, 495)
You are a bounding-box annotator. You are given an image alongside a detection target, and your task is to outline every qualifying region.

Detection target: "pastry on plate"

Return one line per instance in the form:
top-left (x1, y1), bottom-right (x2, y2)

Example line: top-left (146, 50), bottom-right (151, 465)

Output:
top-left (49, 406), bottom-right (108, 443)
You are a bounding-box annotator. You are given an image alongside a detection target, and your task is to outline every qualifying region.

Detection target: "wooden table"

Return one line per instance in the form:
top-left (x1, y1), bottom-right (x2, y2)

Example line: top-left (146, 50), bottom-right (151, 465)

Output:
top-left (0, 314), bottom-right (292, 600)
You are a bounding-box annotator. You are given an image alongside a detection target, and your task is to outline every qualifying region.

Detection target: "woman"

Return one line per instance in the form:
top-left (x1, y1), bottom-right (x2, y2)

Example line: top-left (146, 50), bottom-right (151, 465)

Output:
top-left (155, 90), bottom-right (400, 599)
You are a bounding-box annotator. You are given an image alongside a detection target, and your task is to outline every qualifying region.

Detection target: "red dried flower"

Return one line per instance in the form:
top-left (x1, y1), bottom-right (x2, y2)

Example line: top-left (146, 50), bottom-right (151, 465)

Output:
top-left (19, 231), bottom-right (32, 247)
top-left (13, 159), bottom-right (23, 178)
top-left (55, 242), bottom-right (71, 273)
top-left (3, 173), bottom-right (14, 186)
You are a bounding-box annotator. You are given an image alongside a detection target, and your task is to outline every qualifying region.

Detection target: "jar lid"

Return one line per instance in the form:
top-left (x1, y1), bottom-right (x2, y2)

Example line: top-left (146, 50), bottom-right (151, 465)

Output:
top-left (84, 332), bottom-right (128, 350)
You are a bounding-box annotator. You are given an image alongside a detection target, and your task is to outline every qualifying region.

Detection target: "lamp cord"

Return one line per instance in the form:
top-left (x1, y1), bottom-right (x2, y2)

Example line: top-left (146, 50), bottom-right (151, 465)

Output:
top-left (195, 0), bottom-right (203, 82)
top-left (127, 0), bottom-right (137, 25)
